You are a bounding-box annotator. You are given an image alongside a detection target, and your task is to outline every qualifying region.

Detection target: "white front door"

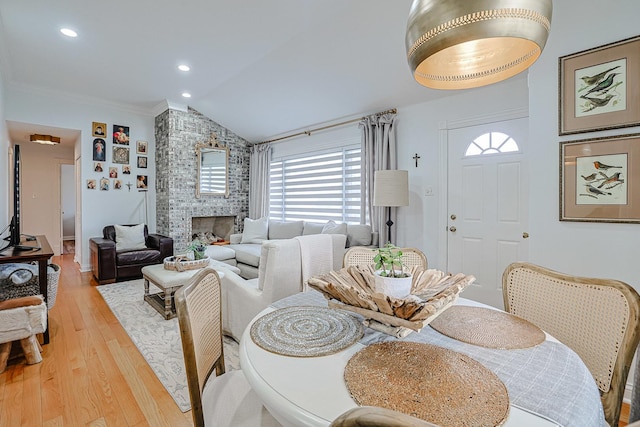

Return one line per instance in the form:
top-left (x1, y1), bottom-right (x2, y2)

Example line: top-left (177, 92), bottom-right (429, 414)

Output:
top-left (447, 118), bottom-right (529, 309)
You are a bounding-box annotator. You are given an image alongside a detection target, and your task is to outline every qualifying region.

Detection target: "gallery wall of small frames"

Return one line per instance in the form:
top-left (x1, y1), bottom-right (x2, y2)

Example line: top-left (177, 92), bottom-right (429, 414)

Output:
top-left (87, 121), bottom-right (148, 191)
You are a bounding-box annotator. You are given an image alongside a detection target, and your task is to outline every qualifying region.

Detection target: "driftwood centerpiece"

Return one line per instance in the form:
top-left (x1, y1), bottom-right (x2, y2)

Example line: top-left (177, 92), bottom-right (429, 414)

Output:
top-left (308, 266), bottom-right (475, 337)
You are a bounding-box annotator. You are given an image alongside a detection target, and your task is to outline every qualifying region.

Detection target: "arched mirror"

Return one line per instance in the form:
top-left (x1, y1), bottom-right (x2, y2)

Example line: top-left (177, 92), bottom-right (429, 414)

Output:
top-left (195, 134), bottom-right (229, 198)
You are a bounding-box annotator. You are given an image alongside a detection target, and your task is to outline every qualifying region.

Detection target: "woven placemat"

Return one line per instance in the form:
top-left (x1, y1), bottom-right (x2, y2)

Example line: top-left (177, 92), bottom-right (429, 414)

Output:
top-left (344, 341), bottom-right (509, 427)
top-left (429, 305), bottom-right (545, 349)
top-left (250, 306), bottom-right (363, 357)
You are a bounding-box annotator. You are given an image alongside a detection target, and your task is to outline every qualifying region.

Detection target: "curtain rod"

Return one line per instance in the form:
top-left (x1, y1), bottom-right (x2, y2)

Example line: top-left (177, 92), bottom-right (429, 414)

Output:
top-left (255, 108), bottom-right (397, 145)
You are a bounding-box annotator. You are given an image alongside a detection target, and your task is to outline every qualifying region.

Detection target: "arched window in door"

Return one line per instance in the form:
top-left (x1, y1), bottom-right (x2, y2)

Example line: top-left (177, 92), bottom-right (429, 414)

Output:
top-left (464, 132), bottom-right (519, 156)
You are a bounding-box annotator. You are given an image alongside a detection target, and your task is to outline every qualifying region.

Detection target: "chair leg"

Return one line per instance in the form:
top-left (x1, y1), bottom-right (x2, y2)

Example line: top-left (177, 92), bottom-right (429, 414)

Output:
top-left (0, 342), bottom-right (11, 373)
top-left (19, 335), bottom-right (42, 365)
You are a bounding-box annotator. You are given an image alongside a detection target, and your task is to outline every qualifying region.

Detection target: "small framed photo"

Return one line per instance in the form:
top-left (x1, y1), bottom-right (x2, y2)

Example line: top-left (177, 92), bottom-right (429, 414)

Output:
top-left (113, 179), bottom-right (122, 190)
top-left (87, 179), bottom-right (97, 189)
top-left (136, 175), bottom-right (148, 189)
top-left (136, 140), bottom-right (147, 154)
top-left (137, 156), bottom-right (147, 168)
top-left (112, 146), bottom-right (130, 164)
top-left (113, 125), bottom-right (130, 145)
top-left (93, 138), bottom-right (106, 161)
top-left (122, 165), bottom-right (131, 175)
top-left (560, 133), bottom-right (640, 223)
top-left (100, 178), bottom-right (110, 191)
top-left (109, 167), bottom-right (118, 178)
top-left (94, 162), bottom-right (104, 172)
top-left (92, 122), bottom-right (107, 138)
top-left (559, 35), bottom-right (640, 135)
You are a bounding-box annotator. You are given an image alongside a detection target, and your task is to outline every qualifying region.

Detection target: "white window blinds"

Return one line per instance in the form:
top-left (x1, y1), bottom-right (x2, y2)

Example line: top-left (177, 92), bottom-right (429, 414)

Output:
top-left (270, 145), bottom-right (362, 223)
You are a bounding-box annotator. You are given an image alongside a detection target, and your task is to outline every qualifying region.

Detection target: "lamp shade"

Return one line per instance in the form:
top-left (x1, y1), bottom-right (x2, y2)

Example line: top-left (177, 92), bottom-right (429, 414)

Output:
top-left (405, 0), bottom-right (553, 90)
top-left (373, 170), bottom-right (409, 207)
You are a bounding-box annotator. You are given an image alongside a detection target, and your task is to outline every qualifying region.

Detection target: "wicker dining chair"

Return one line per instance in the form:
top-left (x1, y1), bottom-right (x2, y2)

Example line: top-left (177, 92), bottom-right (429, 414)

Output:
top-left (175, 268), bottom-right (280, 427)
top-left (343, 246), bottom-right (427, 270)
top-left (502, 262), bottom-right (640, 427)
top-left (330, 406), bottom-right (440, 427)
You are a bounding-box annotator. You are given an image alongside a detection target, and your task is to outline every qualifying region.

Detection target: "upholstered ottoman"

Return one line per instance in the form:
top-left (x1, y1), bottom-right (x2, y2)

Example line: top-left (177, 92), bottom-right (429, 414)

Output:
top-left (0, 295), bottom-right (47, 372)
top-left (141, 260), bottom-right (240, 319)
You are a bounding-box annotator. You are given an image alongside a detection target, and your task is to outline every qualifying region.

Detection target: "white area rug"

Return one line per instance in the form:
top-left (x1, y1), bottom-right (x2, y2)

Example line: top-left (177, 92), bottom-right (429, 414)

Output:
top-left (96, 279), bottom-right (240, 412)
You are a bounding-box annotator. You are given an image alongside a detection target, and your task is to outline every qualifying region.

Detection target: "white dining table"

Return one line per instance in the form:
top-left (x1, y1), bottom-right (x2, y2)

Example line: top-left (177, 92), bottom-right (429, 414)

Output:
top-left (239, 290), bottom-right (607, 427)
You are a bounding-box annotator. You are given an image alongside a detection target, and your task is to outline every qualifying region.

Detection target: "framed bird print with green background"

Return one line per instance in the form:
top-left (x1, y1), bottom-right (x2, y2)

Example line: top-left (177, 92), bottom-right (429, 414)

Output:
top-left (559, 35), bottom-right (640, 135)
top-left (560, 133), bottom-right (640, 223)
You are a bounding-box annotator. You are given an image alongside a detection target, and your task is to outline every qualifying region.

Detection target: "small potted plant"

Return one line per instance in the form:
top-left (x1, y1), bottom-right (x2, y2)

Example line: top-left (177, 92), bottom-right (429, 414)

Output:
top-left (373, 243), bottom-right (412, 298)
top-left (186, 239), bottom-right (207, 260)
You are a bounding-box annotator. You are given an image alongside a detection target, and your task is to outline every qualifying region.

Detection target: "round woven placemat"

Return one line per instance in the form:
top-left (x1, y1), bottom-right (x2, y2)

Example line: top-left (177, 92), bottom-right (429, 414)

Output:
top-left (250, 306), bottom-right (363, 357)
top-left (429, 305), bottom-right (545, 349)
top-left (344, 341), bottom-right (509, 427)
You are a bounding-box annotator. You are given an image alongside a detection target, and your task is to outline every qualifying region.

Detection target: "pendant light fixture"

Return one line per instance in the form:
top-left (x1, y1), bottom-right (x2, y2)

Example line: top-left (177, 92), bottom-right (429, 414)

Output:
top-left (405, 0), bottom-right (552, 90)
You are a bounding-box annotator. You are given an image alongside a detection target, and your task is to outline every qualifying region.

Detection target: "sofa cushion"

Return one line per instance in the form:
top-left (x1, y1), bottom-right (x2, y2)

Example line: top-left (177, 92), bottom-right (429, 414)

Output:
top-left (302, 222), bottom-right (325, 235)
top-left (346, 224), bottom-right (372, 247)
top-left (241, 217), bottom-right (268, 244)
top-left (116, 248), bottom-right (161, 266)
top-left (321, 220), bottom-right (347, 235)
top-left (115, 224), bottom-right (146, 251)
top-left (204, 245), bottom-right (236, 261)
top-left (230, 244), bottom-right (261, 268)
top-left (268, 220), bottom-right (304, 240)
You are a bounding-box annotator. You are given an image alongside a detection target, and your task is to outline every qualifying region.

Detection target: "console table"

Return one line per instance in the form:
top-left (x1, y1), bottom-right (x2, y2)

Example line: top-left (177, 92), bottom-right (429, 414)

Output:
top-left (0, 235), bottom-right (54, 344)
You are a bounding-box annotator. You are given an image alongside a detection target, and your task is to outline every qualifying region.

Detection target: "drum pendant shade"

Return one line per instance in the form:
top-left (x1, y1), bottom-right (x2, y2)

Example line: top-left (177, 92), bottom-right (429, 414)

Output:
top-left (405, 0), bottom-right (552, 90)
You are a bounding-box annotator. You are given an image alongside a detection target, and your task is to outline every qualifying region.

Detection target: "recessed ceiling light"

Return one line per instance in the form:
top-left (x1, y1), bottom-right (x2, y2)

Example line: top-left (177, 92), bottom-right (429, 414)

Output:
top-left (60, 28), bottom-right (78, 38)
top-left (182, 92), bottom-right (192, 98)
top-left (178, 64), bottom-right (190, 72)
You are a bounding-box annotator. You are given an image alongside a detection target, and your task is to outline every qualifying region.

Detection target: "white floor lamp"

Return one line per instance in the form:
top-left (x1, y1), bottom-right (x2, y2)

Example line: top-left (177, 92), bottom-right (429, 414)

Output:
top-left (373, 170), bottom-right (409, 245)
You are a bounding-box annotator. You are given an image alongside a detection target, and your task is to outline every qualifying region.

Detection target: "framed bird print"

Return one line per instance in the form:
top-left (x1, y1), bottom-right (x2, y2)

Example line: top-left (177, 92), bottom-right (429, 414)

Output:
top-left (559, 35), bottom-right (640, 135)
top-left (560, 133), bottom-right (640, 223)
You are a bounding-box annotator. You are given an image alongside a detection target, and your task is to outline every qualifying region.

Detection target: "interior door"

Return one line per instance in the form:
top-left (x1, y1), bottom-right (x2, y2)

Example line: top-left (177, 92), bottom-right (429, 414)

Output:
top-left (447, 118), bottom-right (529, 309)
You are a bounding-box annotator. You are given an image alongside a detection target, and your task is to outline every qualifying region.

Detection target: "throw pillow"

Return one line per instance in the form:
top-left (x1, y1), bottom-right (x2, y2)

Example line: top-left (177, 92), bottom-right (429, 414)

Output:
top-left (346, 224), bottom-right (372, 247)
top-left (321, 220), bottom-right (347, 235)
top-left (302, 222), bottom-right (325, 235)
top-left (115, 224), bottom-right (147, 251)
top-left (241, 217), bottom-right (269, 244)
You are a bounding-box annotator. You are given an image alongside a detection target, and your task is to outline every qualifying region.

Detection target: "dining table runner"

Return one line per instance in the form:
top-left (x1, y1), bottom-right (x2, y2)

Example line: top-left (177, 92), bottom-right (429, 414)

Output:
top-left (271, 290), bottom-right (607, 427)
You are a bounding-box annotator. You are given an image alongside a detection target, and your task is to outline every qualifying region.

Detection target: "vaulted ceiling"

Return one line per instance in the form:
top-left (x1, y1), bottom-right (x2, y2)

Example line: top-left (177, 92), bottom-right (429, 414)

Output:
top-left (0, 0), bottom-right (458, 143)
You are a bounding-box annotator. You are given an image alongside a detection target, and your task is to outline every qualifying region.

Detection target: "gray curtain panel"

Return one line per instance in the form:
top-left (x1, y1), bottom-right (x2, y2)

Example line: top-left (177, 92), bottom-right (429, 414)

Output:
top-left (249, 143), bottom-right (271, 219)
top-left (359, 112), bottom-right (398, 246)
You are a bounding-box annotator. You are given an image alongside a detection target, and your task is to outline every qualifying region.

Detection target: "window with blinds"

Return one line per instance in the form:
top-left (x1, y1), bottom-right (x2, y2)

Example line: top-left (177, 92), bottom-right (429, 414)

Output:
top-left (200, 163), bottom-right (226, 193)
top-left (270, 145), bottom-right (362, 224)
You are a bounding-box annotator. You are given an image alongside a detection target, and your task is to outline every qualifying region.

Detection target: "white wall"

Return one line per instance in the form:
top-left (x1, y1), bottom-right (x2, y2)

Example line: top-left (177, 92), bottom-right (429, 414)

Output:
top-left (19, 142), bottom-right (74, 255)
top-left (0, 69), bottom-right (8, 232)
top-left (528, 0), bottom-right (639, 287)
top-left (5, 86), bottom-right (156, 270)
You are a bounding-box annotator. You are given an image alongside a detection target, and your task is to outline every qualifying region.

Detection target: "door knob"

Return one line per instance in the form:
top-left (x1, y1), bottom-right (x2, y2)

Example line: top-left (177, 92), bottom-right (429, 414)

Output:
top-left (522, 232), bottom-right (529, 239)
top-left (449, 226), bottom-right (456, 232)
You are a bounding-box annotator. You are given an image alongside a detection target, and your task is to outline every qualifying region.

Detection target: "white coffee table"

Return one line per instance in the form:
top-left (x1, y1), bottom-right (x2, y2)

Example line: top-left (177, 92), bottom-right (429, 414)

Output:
top-left (141, 263), bottom-right (226, 319)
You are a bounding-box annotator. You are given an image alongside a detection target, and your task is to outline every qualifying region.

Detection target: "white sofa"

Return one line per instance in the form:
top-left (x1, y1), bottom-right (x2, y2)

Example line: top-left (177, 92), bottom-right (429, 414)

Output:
top-left (221, 233), bottom-right (346, 341)
top-left (226, 219), bottom-right (378, 279)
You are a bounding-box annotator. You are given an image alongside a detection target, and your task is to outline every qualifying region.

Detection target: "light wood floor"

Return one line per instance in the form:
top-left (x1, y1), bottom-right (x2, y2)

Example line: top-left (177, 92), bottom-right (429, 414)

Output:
top-left (0, 253), bottom-right (193, 427)
top-left (0, 253), bottom-right (632, 427)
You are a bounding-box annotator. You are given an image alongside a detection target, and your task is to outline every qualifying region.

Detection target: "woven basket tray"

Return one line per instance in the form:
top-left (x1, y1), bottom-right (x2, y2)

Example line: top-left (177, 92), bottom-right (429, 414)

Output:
top-left (163, 256), bottom-right (209, 272)
top-left (308, 267), bottom-right (474, 337)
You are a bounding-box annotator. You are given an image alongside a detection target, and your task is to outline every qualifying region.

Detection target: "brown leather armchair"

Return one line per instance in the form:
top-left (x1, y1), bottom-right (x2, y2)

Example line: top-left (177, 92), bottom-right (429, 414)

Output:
top-left (90, 225), bottom-right (173, 285)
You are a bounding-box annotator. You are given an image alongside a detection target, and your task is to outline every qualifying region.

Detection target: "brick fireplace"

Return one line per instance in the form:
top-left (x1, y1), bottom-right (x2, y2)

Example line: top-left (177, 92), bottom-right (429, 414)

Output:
top-left (155, 106), bottom-right (250, 251)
